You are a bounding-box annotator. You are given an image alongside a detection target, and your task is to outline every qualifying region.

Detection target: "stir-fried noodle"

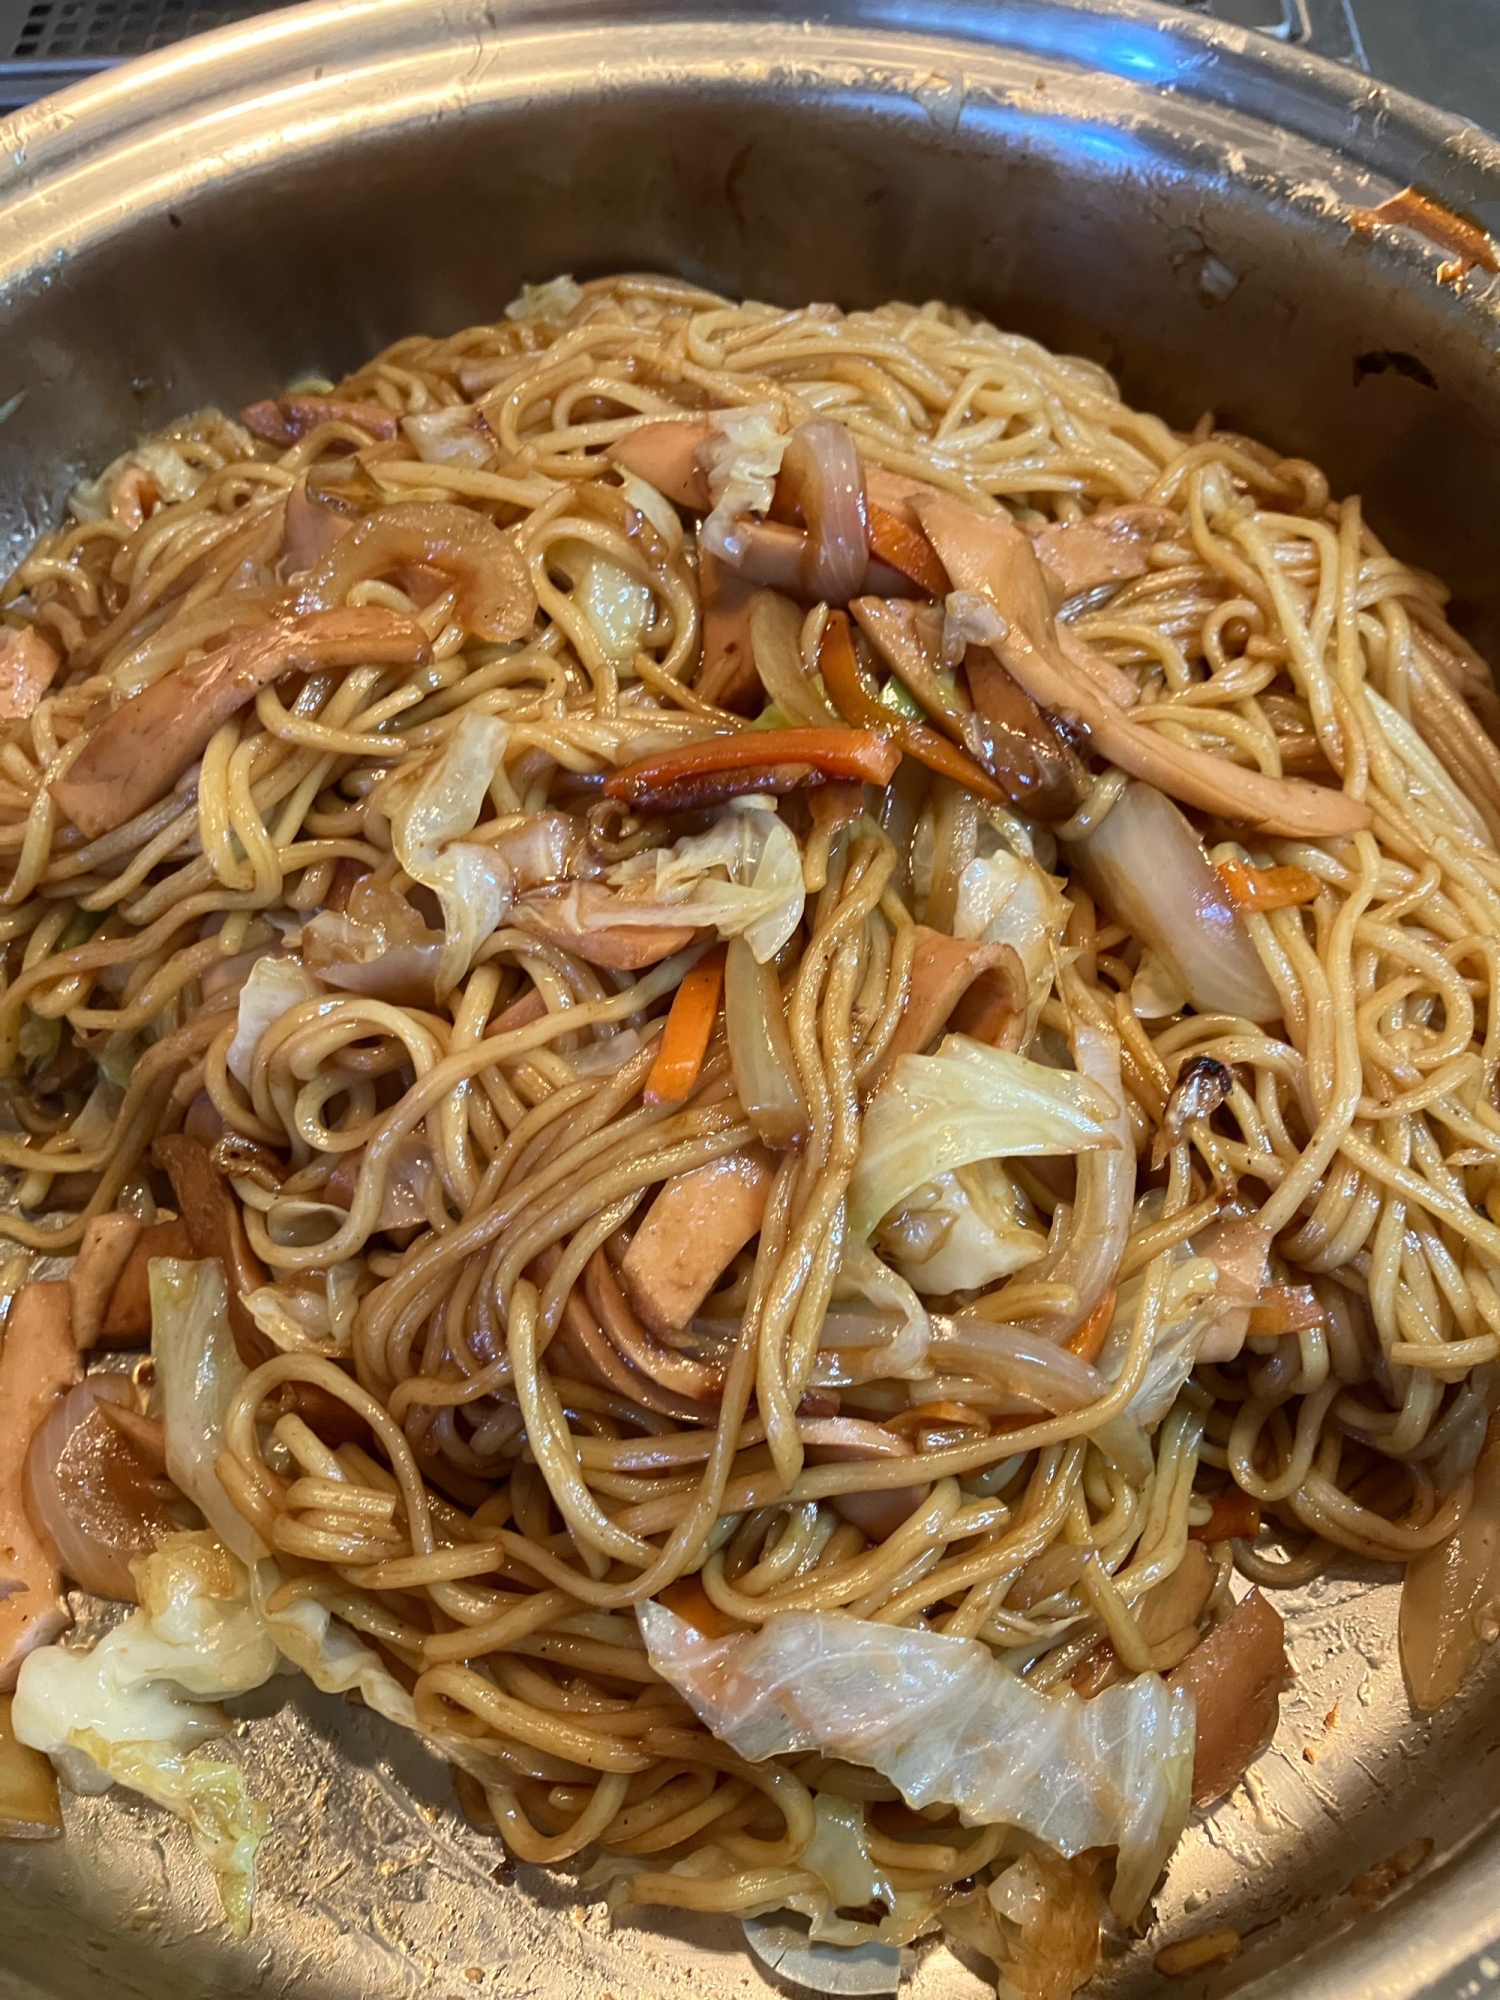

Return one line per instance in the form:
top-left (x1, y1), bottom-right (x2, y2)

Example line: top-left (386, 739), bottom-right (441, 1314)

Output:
top-left (5, 274), bottom-right (1500, 1987)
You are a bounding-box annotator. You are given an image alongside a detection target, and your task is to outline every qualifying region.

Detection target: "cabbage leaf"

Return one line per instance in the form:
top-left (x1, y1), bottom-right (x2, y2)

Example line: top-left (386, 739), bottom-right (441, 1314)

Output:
top-left (12, 1534), bottom-right (278, 1935)
top-left (699, 404), bottom-right (787, 561)
top-left (639, 1605), bottom-right (1193, 1923)
top-left (381, 713), bottom-right (511, 995)
top-left (152, 1258), bottom-right (268, 1565)
top-left (877, 1159), bottom-right (1047, 1296)
top-left (551, 538), bottom-right (654, 668)
top-left (582, 796), bottom-right (804, 962)
top-left (848, 1034), bottom-right (1117, 1243)
top-left (954, 840), bottom-right (1070, 1041)
top-left (226, 954), bottom-right (320, 1087)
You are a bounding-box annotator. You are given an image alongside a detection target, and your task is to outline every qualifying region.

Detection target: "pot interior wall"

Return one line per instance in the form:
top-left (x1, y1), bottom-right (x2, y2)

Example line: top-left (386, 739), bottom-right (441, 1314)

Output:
top-left (2, 55), bottom-right (1498, 649)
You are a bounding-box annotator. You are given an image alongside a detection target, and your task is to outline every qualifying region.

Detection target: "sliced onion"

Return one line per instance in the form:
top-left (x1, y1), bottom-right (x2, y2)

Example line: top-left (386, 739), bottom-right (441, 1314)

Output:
top-left (724, 934), bottom-right (809, 1147)
top-left (778, 420), bottom-right (869, 604)
top-left (294, 500), bottom-right (535, 641)
top-left (931, 1319), bottom-right (1106, 1412)
top-left (749, 590), bottom-right (840, 726)
top-left (1067, 781), bottom-right (1282, 1023)
top-left (23, 1377), bottom-right (179, 1602)
top-left (1401, 1423), bottom-right (1500, 1709)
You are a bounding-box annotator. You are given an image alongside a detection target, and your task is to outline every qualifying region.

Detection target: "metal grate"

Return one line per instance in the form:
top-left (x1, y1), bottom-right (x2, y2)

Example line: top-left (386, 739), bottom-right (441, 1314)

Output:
top-left (7, 0), bottom-right (265, 58)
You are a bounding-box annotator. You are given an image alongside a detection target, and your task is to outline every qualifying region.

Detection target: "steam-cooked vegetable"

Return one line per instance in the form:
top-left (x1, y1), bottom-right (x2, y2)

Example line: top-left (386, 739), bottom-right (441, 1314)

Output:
top-left (878, 1159), bottom-right (1046, 1295)
top-left (724, 934), bottom-right (810, 1146)
top-left (23, 1375), bottom-right (176, 1601)
top-left (638, 1605), bottom-right (1195, 1922)
top-left (1067, 781), bottom-right (1282, 1023)
top-left (11, 1533), bottom-right (277, 1933)
top-left (151, 1260), bottom-right (267, 1566)
top-left (849, 1034), bottom-right (1118, 1244)
top-left (1401, 1425), bottom-right (1500, 1709)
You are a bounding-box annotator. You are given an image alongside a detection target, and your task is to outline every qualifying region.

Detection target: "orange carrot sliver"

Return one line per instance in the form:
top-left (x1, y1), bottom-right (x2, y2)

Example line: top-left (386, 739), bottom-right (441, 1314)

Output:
top-left (1189, 1489), bottom-right (1263, 1543)
top-left (867, 504), bottom-right (949, 598)
top-left (817, 610), bottom-right (1005, 804)
top-left (1217, 857), bottom-right (1321, 911)
top-left (644, 945), bottom-right (726, 1106)
top-left (1247, 1282), bottom-right (1324, 1337)
top-left (604, 726), bottom-right (899, 805)
top-left (1065, 1287), bottom-right (1117, 1363)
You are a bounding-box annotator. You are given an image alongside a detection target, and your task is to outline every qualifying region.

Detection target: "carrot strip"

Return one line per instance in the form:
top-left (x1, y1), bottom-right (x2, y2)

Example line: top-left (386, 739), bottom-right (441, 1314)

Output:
top-left (884, 1400), bottom-right (990, 1434)
top-left (1189, 1489), bottom-right (1263, 1543)
top-left (657, 1575), bottom-right (743, 1637)
top-left (1247, 1283), bottom-right (1324, 1337)
top-left (644, 945), bottom-right (726, 1106)
top-left (866, 505), bottom-right (949, 597)
top-left (1065, 1287), bottom-right (1118, 1363)
top-left (817, 610), bottom-right (1005, 803)
top-left (1217, 857), bottom-right (1321, 911)
top-left (603, 726), bottom-right (898, 808)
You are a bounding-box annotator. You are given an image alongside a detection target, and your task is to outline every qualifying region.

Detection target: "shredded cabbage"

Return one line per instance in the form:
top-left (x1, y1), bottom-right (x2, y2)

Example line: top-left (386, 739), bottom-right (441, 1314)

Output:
top-left (954, 839), bottom-right (1070, 1040)
top-left (12, 1534), bottom-right (277, 1935)
top-left (243, 1259), bottom-right (368, 1359)
top-left (699, 404), bottom-right (787, 561)
top-left (151, 1258), bottom-right (268, 1565)
top-left (1097, 1238), bottom-right (1221, 1431)
top-left (617, 471), bottom-right (684, 552)
top-left (848, 1034), bottom-right (1117, 1243)
top-left (381, 714), bottom-right (511, 995)
top-left (551, 538), bottom-right (654, 668)
top-left (877, 1159), bottom-right (1047, 1296)
top-left (226, 955), bottom-right (320, 1086)
top-left (505, 274), bottom-right (583, 321)
top-left (638, 1605), bottom-right (1194, 1922)
top-left (402, 407), bottom-right (496, 469)
top-left (596, 797), bottom-right (805, 961)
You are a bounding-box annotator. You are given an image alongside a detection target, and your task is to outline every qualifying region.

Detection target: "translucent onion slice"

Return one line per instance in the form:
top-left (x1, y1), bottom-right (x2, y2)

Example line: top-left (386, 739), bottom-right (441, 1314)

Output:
top-left (1401, 1424), bottom-right (1500, 1709)
top-left (1066, 781), bottom-right (1282, 1023)
top-left (23, 1377), bottom-right (177, 1602)
top-left (725, 934), bottom-right (810, 1147)
top-left (778, 419), bottom-right (870, 605)
top-left (748, 590), bottom-right (840, 727)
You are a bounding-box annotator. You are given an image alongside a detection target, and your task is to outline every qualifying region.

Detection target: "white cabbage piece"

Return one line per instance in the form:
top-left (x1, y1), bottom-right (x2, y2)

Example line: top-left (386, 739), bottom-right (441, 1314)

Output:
top-left (848, 1034), bottom-right (1117, 1244)
top-left (401, 407), bottom-right (496, 469)
top-left (226, 954), bottom-right (320, 1087)
top-left (1097, 1244), bottom-right (1221, 1432)
top-left (243, 1259), bottom-right (368, 1359)
top-left (592, 796), bottom-right (805, 962)
top-left (944, 1843), bottom-right (1103, 2000)
top-left (617, 471), bottom-right (684, 552)
top-left (505, 274), bottom-right (583, 322)
top-left (380, 713), bottom-right (512, 995)
top-left (639, 1605), bottom-right (1193, 1923)
top-left (954, 837), bottom-right (1070, 1042)
top-left (698, 404), bottom-right (787, 562)
top-left (550, 538), bottom-right (654, 668)
top-left (820, 1237), bottom-right (933, 1383)
top-left (12, 1534), bottom-right (278, 1935)
top-left (248, 1566), bottom-right (418, 1734)
top-left (151, 1258), bottom-right (267, 1564)
top-left (877, 1159), bottom-right (1047, 1297)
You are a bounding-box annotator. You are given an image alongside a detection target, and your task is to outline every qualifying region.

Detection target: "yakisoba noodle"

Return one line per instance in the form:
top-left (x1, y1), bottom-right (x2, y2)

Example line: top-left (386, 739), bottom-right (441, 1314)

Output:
top-left (3, 273), bottom-right (1500, 1991)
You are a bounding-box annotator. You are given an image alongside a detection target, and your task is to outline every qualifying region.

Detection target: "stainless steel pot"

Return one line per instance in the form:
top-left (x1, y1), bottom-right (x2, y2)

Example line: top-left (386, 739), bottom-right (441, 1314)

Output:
top-left (3, 5), bottom-right (1500, 1996)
